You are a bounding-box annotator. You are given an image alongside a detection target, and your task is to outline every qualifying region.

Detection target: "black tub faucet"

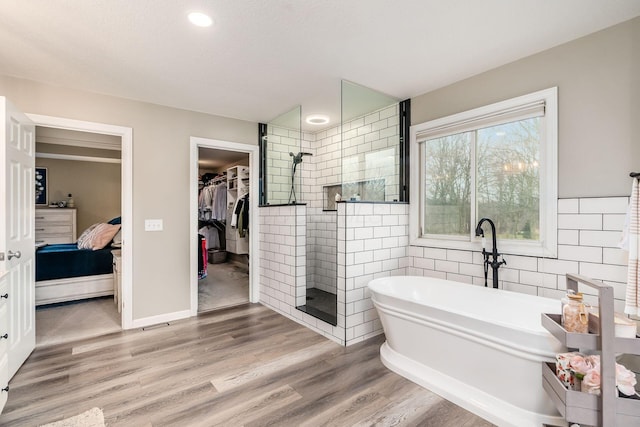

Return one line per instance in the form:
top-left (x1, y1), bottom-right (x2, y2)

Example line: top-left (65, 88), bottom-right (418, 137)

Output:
top-left (475, 218), bottom-right (507, 288)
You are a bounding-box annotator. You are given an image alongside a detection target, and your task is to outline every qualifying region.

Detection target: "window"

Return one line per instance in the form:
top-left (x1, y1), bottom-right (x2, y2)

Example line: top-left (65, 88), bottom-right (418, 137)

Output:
top-left (410, 88), bottom-right (557, 257)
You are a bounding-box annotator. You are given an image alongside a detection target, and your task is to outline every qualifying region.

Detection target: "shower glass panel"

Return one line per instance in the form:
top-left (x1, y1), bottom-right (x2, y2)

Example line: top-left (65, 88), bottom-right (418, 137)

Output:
top-left (295, 107), bottom-right (338, 325)
top-left (265, 106), bottom-right (301, 205)
top-left (341, 81), bottom-right (399, 202)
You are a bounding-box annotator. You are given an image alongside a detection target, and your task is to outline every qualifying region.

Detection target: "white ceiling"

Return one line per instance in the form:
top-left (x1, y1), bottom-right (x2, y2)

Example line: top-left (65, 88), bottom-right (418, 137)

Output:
top-left (36, 126), bottom-right (121, 151)
top-left (198, 147), bottom-right (248, 171)
top-left (1, 1), bottom-right (639, 131)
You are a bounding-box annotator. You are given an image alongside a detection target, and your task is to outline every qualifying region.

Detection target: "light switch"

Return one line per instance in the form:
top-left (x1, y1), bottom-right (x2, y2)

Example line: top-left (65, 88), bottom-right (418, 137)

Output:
top-left (144, 219), bottom-right (163, 231)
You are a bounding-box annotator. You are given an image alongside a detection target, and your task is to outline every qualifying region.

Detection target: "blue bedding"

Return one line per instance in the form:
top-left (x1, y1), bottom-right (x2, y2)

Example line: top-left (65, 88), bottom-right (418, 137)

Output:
top-left (36, 243), bottom-right (114, 282)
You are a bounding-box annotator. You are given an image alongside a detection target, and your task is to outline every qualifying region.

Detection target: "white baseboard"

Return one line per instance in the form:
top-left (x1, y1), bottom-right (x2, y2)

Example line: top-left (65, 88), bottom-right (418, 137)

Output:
top-left (130, 309), bottom-right (192, 329)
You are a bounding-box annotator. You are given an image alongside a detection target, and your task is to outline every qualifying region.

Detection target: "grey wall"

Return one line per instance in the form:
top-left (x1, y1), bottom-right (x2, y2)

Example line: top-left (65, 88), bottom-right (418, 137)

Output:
top-left (35, 156), bottom-right (121, 233)
top-left (0, 75), bottom-right (257, 320)
top-left (411, 17), bottom-right (640, 199)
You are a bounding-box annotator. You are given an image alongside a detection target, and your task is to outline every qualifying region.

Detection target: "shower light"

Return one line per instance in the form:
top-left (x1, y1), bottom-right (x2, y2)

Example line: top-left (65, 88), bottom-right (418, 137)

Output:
top-left (305, 114), bottom-right (330, 125)
top-left (188, 12), bottom-right (213, 27)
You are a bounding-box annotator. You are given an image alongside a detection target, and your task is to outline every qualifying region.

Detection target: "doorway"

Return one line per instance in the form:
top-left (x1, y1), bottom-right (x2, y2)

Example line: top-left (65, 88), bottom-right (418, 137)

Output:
top-left (33, 126), bottom-right (123, 346)
top-left (190, 137), bottom-right (259, 315)
top-left (27, 113), bottom-right (134, 332)
top-left (197, 148), bottom-right (249, 312)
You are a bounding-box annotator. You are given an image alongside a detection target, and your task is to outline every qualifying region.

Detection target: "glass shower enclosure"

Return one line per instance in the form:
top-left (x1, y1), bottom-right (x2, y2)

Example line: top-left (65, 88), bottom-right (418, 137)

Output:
top-left (261, 82), bottom-right (400, 331)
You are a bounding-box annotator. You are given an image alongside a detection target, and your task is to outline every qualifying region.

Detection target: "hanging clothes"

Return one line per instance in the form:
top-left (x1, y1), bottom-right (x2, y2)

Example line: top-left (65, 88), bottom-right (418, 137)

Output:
top-left (234, 194), bottom-right (250, 238)
top-left (198, 174), bottom-right (227, 254)
top-left (198, 234), bottom-right (207, 279)
top-left (198, 176), bottom-right (227, 221)
top-left (199, 225), bottom-right (220, 250)
top-left (212, 182), bottom-right (227, 220)
top-left (231, 197), bottom-right (241, 228)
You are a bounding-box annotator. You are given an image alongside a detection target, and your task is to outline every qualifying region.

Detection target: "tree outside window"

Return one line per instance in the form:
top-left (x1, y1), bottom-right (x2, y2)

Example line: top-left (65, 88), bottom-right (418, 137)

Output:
top-left (423, 117), bottom-right (541, 241)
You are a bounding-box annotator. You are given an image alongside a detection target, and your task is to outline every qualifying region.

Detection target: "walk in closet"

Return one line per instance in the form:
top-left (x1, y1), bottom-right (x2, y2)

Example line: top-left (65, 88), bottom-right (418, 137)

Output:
top-left (197, 148), bottom-right (250, 312)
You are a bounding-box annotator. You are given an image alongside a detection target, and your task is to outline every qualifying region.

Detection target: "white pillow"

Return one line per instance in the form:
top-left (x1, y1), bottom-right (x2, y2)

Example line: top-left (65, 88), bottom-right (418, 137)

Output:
top-left (77, 223), bottom-right (100, 248)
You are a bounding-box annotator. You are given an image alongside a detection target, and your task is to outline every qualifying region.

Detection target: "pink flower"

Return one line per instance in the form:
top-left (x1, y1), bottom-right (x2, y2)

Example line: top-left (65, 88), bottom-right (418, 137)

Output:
top-left (616, 363), bottom-right (638, 397)
top-left (562, 354), bottom-right (638, 397)
top-left (569, 355), bottom-right (593, 378)
top-left (582, 369), bottom-right (601, 395)
top-left (587, 355), bottom-right (600, 370)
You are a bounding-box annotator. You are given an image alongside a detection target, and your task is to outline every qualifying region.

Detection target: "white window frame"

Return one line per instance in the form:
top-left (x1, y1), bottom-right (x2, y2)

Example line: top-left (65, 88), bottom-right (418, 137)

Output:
top-left (409, 87), bottom-right (558, 258)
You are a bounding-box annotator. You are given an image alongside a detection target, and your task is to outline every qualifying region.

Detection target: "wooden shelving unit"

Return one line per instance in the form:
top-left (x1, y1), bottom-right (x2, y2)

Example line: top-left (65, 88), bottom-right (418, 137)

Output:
top-left (541, 273), bottom-right (640, 426)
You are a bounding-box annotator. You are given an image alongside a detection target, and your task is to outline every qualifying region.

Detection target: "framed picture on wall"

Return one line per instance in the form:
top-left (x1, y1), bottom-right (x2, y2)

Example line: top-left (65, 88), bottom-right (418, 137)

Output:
top-left (35, 167), bottom-right (48, 205)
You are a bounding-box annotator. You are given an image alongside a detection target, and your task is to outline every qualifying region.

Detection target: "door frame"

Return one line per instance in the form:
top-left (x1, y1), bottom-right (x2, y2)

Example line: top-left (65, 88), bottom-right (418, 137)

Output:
top-left (189, 137), bottom-right (260, 315)
top-left (26, 114), bottom-right (134, 329)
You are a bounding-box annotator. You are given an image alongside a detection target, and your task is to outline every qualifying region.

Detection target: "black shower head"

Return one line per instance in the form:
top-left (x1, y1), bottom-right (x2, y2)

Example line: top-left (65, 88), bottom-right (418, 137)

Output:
top-left (291, 151), bottom-right (313, 165)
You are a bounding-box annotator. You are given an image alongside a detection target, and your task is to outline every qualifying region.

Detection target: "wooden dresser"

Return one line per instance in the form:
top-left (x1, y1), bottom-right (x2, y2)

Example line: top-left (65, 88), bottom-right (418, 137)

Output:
top-left (35, 208), bottom-right (77, 245)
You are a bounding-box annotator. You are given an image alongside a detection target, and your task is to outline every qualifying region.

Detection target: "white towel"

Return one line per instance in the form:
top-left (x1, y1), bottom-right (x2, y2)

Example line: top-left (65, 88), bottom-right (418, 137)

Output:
top-left (623, 179), bottom-right (639, 316)
top-left (619, 196), bottom-right (631, 251)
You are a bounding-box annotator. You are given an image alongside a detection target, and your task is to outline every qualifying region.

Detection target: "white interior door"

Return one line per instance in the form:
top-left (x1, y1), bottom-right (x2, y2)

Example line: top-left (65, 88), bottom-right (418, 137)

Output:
top-left (0, 97), bottom-right (36, 381)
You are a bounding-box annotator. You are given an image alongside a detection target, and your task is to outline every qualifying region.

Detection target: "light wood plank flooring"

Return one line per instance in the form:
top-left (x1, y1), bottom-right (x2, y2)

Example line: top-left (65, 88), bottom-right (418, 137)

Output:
top-left (198, 261), bottom-right (250, 313)
top-left (0, 304), bottom-right (494, 426)
top-left (36, 296), bottom-right (121, 348)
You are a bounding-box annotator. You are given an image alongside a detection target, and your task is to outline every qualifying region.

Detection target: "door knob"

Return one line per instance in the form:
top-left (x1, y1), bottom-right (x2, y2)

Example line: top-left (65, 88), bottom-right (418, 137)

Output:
top-left (7, 250), bottom-right (21, 260)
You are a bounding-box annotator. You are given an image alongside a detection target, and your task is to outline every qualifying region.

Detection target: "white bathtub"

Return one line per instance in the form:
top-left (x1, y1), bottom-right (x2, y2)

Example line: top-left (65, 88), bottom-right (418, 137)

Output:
top-left (368, 276), bottom-right (566, 427)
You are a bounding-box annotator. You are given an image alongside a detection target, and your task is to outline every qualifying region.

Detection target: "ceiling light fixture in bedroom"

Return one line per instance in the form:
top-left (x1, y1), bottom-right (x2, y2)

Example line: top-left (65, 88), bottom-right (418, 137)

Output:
top-left (188, 12), bottom-right (213, 27)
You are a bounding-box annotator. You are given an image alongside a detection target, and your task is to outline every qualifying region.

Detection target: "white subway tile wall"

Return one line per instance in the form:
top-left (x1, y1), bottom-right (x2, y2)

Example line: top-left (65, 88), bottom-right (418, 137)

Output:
top-left (406, 197), bottom-right (630, 312)
top-left (258, 205), bottom-right (345, 344)
top-left (338, 202), bottom-right (409, 346)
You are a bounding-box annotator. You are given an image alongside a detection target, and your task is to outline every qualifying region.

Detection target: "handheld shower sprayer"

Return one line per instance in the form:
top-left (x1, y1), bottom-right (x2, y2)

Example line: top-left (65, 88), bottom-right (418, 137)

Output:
top-left (290, 152), bottom-right (313, 174)
top-left (288, 152), bottom-right (313, 204)
top-left (290, 152), bottom-right (313, 165)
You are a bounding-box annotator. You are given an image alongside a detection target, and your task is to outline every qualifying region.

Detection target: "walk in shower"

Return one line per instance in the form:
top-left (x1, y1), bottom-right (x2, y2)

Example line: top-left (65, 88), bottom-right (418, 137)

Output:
top-left (260, 81), bottom-right (402, 329)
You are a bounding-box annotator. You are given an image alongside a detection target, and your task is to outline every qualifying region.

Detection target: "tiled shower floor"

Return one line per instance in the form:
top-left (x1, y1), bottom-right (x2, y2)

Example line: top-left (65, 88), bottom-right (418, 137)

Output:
top-left (296, 287), bottom-right (337, 325)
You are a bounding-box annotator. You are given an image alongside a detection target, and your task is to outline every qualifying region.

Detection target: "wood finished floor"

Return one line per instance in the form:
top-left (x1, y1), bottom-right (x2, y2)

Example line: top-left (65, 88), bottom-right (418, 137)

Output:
top-left (1, 304), bottom-right (494, 426)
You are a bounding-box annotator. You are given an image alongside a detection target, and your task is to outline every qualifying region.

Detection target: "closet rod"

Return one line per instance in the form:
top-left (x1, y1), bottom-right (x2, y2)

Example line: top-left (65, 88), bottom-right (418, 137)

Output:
top-left (631, 172), bottom-right (640, 179)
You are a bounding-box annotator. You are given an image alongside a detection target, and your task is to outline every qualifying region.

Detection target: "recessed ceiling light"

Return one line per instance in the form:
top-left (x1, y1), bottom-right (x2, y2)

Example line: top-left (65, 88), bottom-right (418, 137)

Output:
top-left (305, 114), bottom-right (330, 125)
top-left (188, 12), bottom-right (213, 27)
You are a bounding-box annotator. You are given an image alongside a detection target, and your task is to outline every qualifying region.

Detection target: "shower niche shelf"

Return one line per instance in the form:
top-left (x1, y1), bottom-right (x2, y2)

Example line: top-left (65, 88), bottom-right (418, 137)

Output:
top-left (541, 273), bottom-right (640, 427)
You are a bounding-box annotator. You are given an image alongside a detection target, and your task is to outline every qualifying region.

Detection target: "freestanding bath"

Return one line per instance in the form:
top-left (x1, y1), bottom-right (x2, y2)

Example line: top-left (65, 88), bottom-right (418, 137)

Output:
top-left (368, 276), bottom-right (566, 427)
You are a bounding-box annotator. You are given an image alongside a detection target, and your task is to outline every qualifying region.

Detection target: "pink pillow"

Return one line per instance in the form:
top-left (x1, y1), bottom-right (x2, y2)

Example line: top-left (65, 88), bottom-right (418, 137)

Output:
top-left (78, 223), bottom-right (121, 250)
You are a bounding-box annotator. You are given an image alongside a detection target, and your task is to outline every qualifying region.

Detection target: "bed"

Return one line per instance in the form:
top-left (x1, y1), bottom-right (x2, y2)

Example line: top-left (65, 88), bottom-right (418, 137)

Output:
top-left (35, 218), bottom-right (121, 306)
top-left (35, 244), bottom-right (116, 305)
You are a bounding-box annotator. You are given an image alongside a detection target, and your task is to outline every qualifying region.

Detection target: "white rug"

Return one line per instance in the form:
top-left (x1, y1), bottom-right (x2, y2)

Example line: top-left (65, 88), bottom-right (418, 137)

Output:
top-left (40, 407), bottom-right (105, 427)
